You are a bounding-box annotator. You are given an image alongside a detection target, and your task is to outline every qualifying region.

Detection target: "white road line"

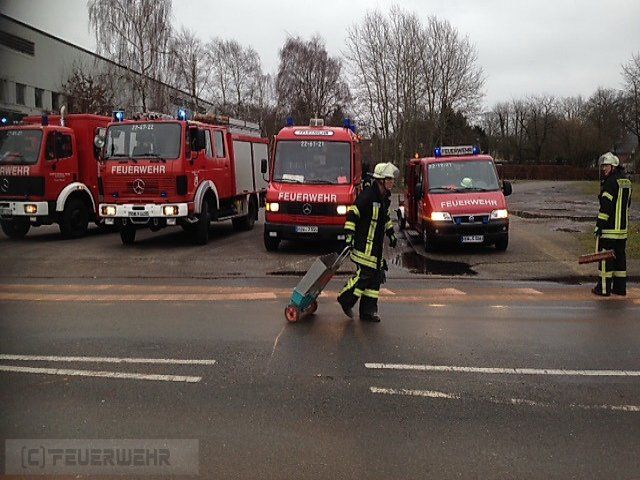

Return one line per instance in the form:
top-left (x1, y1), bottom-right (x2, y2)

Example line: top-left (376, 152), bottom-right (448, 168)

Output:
top-left (370, 386), bottom-right (459, 399)
top-left (380, 288), bottom-right (396, 296)
top-left (516, 288), bottom-right (543, 295)
top-left (370, 386), bottom-right (640, 412)
top-left (440, 288), bottom-right (466, 295)
top-left (0, 354), bottom-right (217, 365)
top-left (364, 363), bottom-right (640, 376)
top-left (0, 365), bottom-right (201, 383)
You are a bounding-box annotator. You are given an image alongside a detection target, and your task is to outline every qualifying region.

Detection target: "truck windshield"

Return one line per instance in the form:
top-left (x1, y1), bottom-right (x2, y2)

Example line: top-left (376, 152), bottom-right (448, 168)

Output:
top-left (0, 129), bottom-right (42, 165)
top-left (104, 123), bottom-right (181, 160)
top-left (273, 141), bottom-right (351, 184)
top-left (427, 160), bottom-right (500, 192)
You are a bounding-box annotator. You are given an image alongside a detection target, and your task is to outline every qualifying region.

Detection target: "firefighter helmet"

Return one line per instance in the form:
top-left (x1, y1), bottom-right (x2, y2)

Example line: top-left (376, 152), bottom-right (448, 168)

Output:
top-left (599, 152), bottom-right (620, 167)
top-left (460, 177), bottom-right (474, 188)
top-left (373, 162), bottom-right (399, 179)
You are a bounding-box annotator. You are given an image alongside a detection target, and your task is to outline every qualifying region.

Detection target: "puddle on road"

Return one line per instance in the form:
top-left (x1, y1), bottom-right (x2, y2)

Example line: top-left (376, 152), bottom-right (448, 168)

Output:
top-left (393, 251), bottom-right (477, 276)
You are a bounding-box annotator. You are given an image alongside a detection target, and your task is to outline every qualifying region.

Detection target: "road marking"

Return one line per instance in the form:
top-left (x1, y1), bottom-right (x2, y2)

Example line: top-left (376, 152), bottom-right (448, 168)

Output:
top-left (370, 385), bottom-right (640, 412)
top-left (370, 386), bottom-right (459, 399)
top-left (0, 292), bottom-right (276, 302)
top-left (365, 363), bottom-right (640, 376)
top-left (516, 288), bottom-right (543, 295)
top-left (380, 288), bottom-right (396, 296)
top-left (0, 354), bottom-right (217, 365)
top-left (439, 288), bottom-right (466, 295)
top-left (0, 365), bottom-right (201, 383)
top-left (428, 304), bottom-right (447, 308)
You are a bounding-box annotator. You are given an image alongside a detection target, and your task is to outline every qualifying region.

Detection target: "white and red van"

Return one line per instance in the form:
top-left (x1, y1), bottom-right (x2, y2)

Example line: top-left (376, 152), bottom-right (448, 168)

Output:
top-left (401, 146), bottom-right (512, 251)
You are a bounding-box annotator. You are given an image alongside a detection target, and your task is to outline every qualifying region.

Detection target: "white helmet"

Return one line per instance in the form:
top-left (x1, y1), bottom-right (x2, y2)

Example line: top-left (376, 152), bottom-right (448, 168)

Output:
top-left (599, 152), bottom-right (620, 167)
top-left (373, 162), bottom-right (399, 179)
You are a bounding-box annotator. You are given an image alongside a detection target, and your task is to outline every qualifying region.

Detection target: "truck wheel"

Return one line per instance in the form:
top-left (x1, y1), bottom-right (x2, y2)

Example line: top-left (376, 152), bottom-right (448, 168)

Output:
top-left (120, 226), bottom-right (136, 245)
top-left (495, 235), bottom-right (509, 251)
top-left (60, 198), bottom-right (89, 238)
top-left (1, 219), bottom-right (30, 239)
top-left (264, 230), bottom-right (279, 251)
top-left (193, 200), bottom-right (210, 245)
top-left (422, 225), bottom-right (434, 252)
top-left (232, 198), bottom-right (257, 231)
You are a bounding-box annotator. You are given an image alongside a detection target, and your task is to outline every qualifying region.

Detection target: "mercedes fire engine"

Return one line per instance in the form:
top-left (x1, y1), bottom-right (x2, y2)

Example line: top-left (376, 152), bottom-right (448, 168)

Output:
top-left (98, 111), bottom-right (268, 245)
top-left (263, 118), bottom-right (362, 251)
top-left (400, 145), bottom-right (513, 251)
top-left (0, 111), bottom-right (110, 239)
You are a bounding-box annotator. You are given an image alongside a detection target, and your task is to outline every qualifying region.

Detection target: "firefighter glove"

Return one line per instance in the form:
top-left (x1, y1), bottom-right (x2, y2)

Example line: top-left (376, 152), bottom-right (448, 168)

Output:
top-left (345, 234), bottom-right (354, 248)
top-left (389, 234), bottom-right (397, 248)
top-left (593, 226), bottom-right (601, 237)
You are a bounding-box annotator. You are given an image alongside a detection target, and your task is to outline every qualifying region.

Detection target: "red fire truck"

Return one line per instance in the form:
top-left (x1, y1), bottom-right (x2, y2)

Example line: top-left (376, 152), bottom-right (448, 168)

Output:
top-left (0, 111), bottom-right (110, 239)
top-left (98, 111), bottom-right (269, 245)
top-left (400, 145), bottom-right (512, 251)
top-left (263, 119), bottom-right (362, 251)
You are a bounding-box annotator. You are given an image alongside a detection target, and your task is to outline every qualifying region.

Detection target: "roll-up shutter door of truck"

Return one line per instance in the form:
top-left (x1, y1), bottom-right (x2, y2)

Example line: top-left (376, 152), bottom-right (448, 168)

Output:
top-left (233, 140), bottom-right (253, 194)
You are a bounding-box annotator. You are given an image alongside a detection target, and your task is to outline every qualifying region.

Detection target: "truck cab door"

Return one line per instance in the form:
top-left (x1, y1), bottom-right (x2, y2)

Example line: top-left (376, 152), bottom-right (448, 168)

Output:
top-left (44, 130), bottom-right (77, 199)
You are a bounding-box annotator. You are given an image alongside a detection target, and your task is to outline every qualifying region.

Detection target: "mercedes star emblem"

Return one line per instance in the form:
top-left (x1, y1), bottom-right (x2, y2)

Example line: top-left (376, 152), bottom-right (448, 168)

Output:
top-left (469, 215), bottom-right (475, 222)
top-left (0, 178), bottom-right (8, 193)
top-left (132, 178), bottom-right (145, 195)
top-left (302, 203), bottom-right (312, 215)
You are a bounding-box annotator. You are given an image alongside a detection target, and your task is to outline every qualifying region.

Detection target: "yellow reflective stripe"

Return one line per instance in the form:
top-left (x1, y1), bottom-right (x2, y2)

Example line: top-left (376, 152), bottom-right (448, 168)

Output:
top-left (615, 188), bottom-right (623, 230)
top-left (602, 192), bottom-right (614, 201)
top-left (364, 204), bottom-right (379, 257)
top-left (348, 206), bottom-right (360, 217)
top-left (354, 288), bottom-right (364, 297)
top-left (597, 213), bottom-right (609, 221)
top-left (385, 220), bottom-right (393, 230)
top-left (344, 221), bottom-right (356, 231)
top-left (613, 271), bottom-right (627, 278)
top-left (601, 230), bottom-right (628, 239)
top-left (362, 289), bottom-right (379, 298)
top-left (340, 269), bottom-right (361, 295)
top-left (350, 250), bottom-right (377, 269)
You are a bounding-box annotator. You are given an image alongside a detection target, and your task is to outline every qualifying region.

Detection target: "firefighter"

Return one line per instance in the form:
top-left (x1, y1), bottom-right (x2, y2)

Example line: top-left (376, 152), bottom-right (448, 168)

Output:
top-left (338, 162), bottom-right (399, 322)
top-left (593, 152), bottom-right (633, 296)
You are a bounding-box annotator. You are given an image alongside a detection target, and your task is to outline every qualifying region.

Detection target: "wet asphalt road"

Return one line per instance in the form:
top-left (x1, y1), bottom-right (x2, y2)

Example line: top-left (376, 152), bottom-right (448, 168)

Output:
top-left (1, 277), bottom-right (639, 479)
top-left (1, 197), bottom-right (639, 478)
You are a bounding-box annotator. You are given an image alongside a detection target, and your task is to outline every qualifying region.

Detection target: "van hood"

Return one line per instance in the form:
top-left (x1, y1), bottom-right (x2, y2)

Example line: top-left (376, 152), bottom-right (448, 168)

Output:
top-left (428, 190), bottom-right (506, 215)
top-left (267, 182), bottom-right (355, 204)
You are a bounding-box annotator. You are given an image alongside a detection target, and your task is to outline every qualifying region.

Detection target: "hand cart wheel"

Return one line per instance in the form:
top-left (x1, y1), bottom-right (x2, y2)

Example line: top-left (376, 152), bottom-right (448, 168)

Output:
top-left (307, 300), bottom-right (318, 315)
top-left (285, 305), bottom-right (300, 323)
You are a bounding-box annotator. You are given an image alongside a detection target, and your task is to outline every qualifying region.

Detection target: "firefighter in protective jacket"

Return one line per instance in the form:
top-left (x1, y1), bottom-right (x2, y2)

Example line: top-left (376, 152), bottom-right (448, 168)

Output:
top-left (338, 162), bottom-right (399, 322)
top-left (593, 152), bottom-right (633, 296)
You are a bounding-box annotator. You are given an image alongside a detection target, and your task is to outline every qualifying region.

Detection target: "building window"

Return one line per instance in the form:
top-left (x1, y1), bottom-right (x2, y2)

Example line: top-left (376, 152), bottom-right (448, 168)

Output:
top-left (16, 83), bottom-right (25, 105)
top-left (52, 92), bottom-right (60, 111)
top-left (0, 30), bottom-right (35, 56)
top-left (0, 79), bottom-right (6, 103)
top-left (35, 88), bottom-right (44, 109)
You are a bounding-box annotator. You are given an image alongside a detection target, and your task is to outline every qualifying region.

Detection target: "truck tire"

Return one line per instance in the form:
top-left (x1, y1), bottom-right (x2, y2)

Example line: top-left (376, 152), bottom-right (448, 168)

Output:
top-left (120, 225), bottom-right (136, 245)
top-left (232, 198), bottom-right (257, 231)
top-left (422, 225), bottom-right (434, 252)
top-left (495, 235), bottom-right (509, 251)
top-left (1, 218), bottom-right (30, 239)
top-left (59, 197), bottom-right (89, 238)
top-left (193, 200), bottom-right (210, 245)
top-left (264, 230), bottom-right (279, 251)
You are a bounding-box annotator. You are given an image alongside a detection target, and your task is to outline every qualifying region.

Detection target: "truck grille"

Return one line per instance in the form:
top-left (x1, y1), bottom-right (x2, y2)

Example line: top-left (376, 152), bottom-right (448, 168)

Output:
top-left (0, 176), bottom-right (45, 196)
top-left (281, 202), bottom-right (337, 216)
top-left (103, 177), bottom-right (175, 198)
top-left (453, 215), bottom-right (489, 224)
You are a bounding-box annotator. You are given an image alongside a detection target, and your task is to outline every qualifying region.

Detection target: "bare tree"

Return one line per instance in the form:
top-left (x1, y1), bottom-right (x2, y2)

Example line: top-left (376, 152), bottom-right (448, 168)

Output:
top-left (621, 52), bottom-right (640, 164)
top-left (276, 35), bottom-right (351, 123)
top-left (88, 0), bottom-right (173, 111)
top-left (61, 65), bottom-right (114, 115)
top-left (169, 27), bottom-right (212, 111)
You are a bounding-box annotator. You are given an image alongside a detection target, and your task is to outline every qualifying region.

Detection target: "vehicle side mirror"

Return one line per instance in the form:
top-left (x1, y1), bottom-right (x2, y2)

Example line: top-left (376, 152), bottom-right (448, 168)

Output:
top-left (416, 182), bottom-right (423, 198)
top-left (260, 158), bottom-right (268, 174)
top-left (94, 128), bottom-right (106, 160)
top-left (502, 180), bottom-right (512, 196)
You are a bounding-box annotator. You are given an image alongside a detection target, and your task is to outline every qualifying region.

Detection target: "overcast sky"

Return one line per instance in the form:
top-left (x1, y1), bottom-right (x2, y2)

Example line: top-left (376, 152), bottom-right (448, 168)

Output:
top-left (2, 0), bottom-right (639, 109)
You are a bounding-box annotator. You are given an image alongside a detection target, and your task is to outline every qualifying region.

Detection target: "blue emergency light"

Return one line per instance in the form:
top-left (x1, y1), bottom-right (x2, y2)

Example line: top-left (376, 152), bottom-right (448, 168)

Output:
top-left (113, 110), bottom-right (125, 122)
top-left (1, 117), bottom-right (7, 125)
top-left (473, 145), bottom-right (480, 155)
top-left (343, 118), bottom-right (351, 128)
top-left (434, 147), bottom-right (442, 157)
top-left (286, 117), bottom-right (294, 127)
top-left (177, 109), bottom-right (188, 121)
top-left (41, 114), bottom-right (49, 126)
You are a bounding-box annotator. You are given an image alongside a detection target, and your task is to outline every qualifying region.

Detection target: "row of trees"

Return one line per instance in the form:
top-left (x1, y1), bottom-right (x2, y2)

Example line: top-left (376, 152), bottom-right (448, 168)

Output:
top-left (67, 0), bottom-right (639, 170)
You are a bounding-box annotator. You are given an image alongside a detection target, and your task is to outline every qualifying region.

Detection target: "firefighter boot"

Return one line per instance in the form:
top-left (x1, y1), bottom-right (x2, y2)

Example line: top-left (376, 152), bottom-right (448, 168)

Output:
top-left (360, 313), bottom-right (381, 322)
top-left (337, 296), bottom-right (355, 318)
top-left (612, 276), bottom-right (626, 296)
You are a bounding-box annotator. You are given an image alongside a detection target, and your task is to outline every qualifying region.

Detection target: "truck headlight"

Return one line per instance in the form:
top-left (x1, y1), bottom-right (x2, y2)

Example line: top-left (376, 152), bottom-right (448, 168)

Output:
top-left (101, 205), bottom-right (117, 216)
top-left (490, 209), bottom-right (508, 219)
top-left (266, 202), bottom-right (280, 212)
top-left (336, 205), bottom-right (348, 215)
top-left (163, 205), bottom-right (179, 216)
top-left (431, 211), bottom-right (452, 221)
top-left (24, 204), bottom-right (38, 214)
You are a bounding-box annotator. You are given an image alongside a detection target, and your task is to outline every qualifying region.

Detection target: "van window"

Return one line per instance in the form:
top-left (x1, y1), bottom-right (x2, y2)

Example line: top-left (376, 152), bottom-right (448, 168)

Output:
top-left (205, 131), bottom-right (213, 158)
top-left (213, 131), bottom-right (225, 158)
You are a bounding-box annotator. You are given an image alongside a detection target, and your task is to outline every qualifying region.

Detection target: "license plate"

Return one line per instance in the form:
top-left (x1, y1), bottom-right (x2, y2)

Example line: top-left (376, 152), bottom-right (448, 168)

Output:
top-left (0, 207), bottom-right (11, 215)
top-left (129, 210), bottom-right (149, 217)
top-left (295, 226), bottom-right (318, 233)
top-left (461, 235), bottom-right (484, 243)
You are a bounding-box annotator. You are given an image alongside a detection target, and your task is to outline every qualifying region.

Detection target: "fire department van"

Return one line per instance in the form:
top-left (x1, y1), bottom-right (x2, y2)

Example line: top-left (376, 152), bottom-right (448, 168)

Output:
top-left (98, 111), bottom-right (268, 245)
top-left (0, 111), bottom-right (110, 239)
top-left (263, 119), bottom-right (362, 251)
top-left (401, 145), bottom-right (512, 251)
